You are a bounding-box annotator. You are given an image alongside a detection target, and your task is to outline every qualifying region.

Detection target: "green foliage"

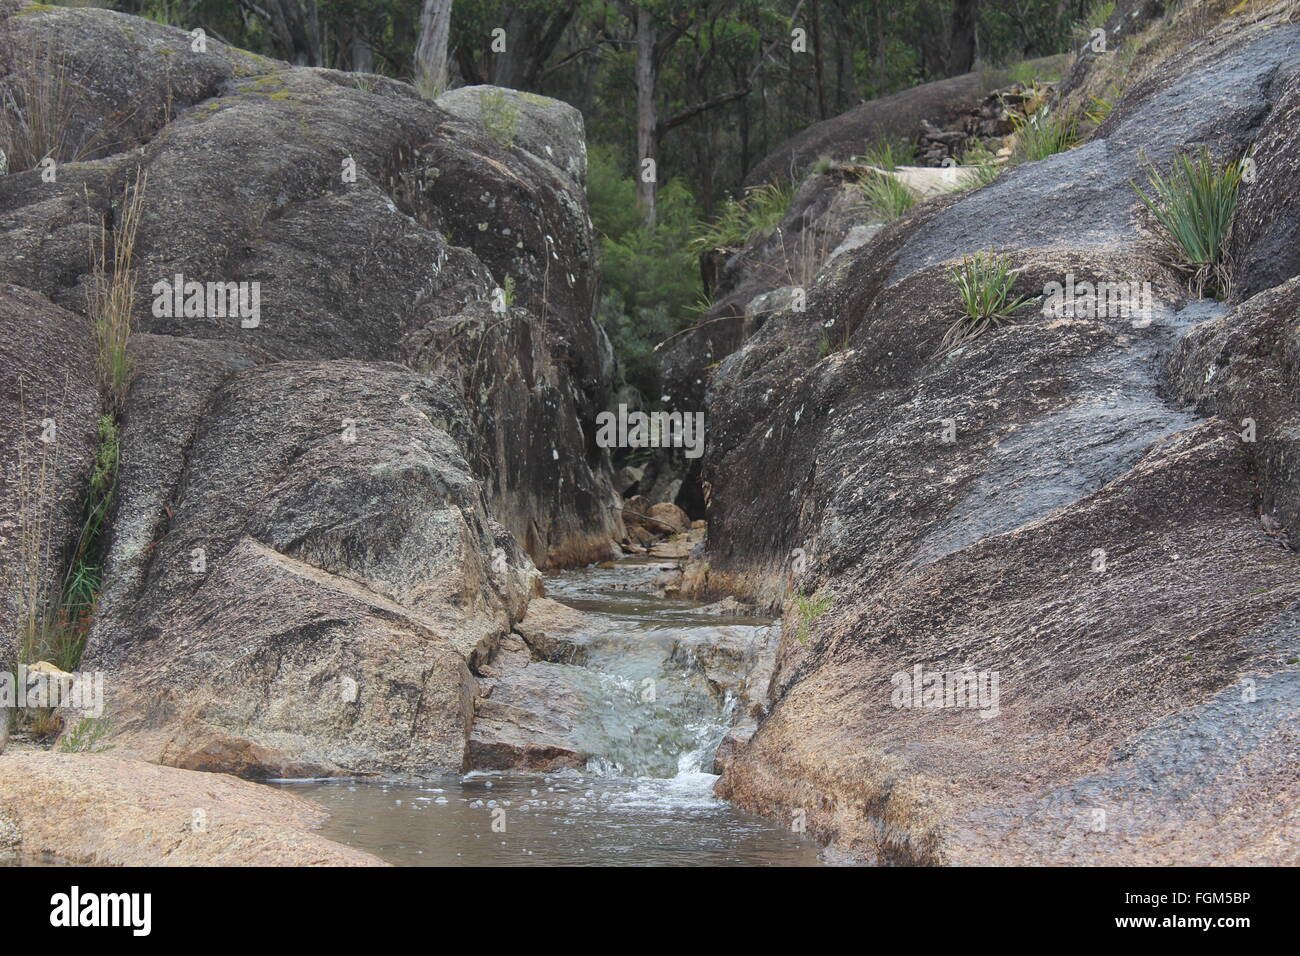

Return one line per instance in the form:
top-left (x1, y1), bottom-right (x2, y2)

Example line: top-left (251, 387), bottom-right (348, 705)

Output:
top-left (1131, 147), bottom-right (1242, 298)
top-left (943, 251), bottom-right (1029, 352)
top-left (960, 143), bottom-right (1003, 186)
top-left (588, 147), bottom-right (701, 397)
top-left (478, 88), bottom-right (520, 147)
top-left (1084, 92), bottom-right (1115, 128)
top-left (690, 182), bottom-right (794, 252)
top-left (1005, 59), bottom-right (1063, 87)
top-left (793, 589), bottom-right (832, 644)
top-left (1011, 106), bottom-right (1079, 162)
top-left (58, 716), bottom-right (115, 754)
top-left (861, 139), bottom-right (915, 172)
top-left (857, 171), bottom-right (918, 221)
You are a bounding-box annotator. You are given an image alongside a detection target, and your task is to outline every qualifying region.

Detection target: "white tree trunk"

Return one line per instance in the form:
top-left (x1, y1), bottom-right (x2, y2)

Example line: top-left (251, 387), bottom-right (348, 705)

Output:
top-left (415, 0), bottom-right (454, 98)
top-left (634, 6), bottom-right (657, 229)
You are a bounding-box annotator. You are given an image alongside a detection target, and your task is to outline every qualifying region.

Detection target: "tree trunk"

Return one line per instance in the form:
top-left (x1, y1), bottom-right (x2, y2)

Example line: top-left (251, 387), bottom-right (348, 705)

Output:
top-left (414, 0), bottom-right (454, 98)
top-left (634, 5), bottom-right (657, 229)
top-left (948, 0), bottom-right (978, 75)
top-left (262, 0), bottom-right (323, 66)
top-left (810, 0), bottom-right (826, 120)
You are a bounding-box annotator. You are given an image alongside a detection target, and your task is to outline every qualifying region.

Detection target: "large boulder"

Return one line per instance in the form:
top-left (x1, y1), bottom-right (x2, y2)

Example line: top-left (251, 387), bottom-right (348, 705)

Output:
top-left (1166, 275), bottom-right (1300, 540)
top-left (84, 360), bottom-right (538, 778)
top-left (0, 751), bottom-right (385, 865)
top-left (700, 6), bottom-right (1300, 862)
top-left (0, 2), bottom-right (624, 780)
top-left (0, 2), bottom-right (620, 569)
top-left (1226, 69), bottom-right (1300, 300)
top-left (0, 285), bottom-right (98, 667)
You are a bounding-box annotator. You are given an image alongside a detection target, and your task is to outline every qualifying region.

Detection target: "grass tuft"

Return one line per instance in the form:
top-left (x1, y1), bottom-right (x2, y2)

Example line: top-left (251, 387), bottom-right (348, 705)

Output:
top-left (860, 139), bottom-right (916, 172)
top-left (690, 182), bottom-right (794, 251)
top-left (1011, 106), bottom-right (1079, 162)
top-left (959, 143), bottom-right (1003, 187)
top-left (857, 170), bottom-right (918, 221)
top-left (1130, 146), bottom-right (1241, 299)
top-left (0, 38), bottom-right (86, 174)
top-left (942, 250), bottom-right (1029, 353)
top-left (89, 169), bottom-right (147, 415)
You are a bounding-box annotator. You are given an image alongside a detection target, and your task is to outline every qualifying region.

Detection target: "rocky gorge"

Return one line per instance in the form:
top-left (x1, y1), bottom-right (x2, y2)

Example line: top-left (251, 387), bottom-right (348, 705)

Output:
top-left (1, 0), bottom-right (1298, 867)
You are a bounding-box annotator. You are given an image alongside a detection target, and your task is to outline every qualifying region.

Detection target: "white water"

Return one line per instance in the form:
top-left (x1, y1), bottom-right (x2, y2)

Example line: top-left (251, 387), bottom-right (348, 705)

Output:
top-left (280, 561), bottom-right (824, 865)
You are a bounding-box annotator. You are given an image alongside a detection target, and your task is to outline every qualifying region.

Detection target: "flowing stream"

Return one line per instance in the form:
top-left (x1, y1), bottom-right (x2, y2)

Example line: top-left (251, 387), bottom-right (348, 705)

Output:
top-left (277, 561), bottom-right (824, 866)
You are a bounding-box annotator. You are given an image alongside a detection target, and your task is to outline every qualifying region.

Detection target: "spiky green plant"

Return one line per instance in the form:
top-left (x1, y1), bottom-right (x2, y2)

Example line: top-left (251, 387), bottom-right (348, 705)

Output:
top-left (858, 170), bottom-right (918, 221)
top-left (1130, 147), bottom-right (1242, 298)
top-left (960, 143), bottom-right (1002, 187)
top-left (690, 182), bottom-right (793, 251)
top-left (1084, 93), bottom-right (1115, 128)
top-left (942, 251), bottom-right (1029, 352)
top-left (793, 589), bottom-right (832, 644)
top-left (861, 139), bottom-right (916, 172)
top-left (1011, 107), bottom-right (1079, 162)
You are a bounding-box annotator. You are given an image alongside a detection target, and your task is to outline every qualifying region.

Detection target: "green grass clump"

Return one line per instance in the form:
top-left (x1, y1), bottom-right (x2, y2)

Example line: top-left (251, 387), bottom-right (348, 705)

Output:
top-left (1011, 106), bottom-right (1079, 162)
top-left (690, 182), bottom-right (793, 251)
top-left (942, 250), bottom-right (1029, 352)
top-left (861, 139), bottom-right (916, 172)
top-left (959, 143), bottom-right (1002, 187)
top-left (59, 716), bottom-right (115, 754)
top-left (479, 88), bottom-right (520, 148)
top-left (858, 171), bottom-right (918, 221)
top-left (1130, 146), bottom-right (1242, 299)
top-left (793, 589), bottom-right (832, 644)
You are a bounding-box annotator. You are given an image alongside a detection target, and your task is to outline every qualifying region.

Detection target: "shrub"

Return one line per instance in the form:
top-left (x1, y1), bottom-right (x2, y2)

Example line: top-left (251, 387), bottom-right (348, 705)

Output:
top-left (942, 250), bottom-right (1029, 352)
top-left (690, 182), bottom-right (793, 251)
top-left (1130, 146), bottom-right (1241, 298)
top-left (478, 88), bottom-right (520, 147)
top-left (588, 148), bottom-right (701, 396)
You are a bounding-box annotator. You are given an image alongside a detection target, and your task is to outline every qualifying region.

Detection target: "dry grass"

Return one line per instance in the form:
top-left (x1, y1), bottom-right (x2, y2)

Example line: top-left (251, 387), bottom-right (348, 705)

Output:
top-left (89, 169), bottom-right (147, 415)
top-left (0, 37), bottom-right (87, 174)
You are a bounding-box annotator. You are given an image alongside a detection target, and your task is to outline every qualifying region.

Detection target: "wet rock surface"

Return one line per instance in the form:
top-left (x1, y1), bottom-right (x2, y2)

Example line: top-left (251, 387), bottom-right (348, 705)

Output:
top-left (699, 6), bottom-right (1300, 863)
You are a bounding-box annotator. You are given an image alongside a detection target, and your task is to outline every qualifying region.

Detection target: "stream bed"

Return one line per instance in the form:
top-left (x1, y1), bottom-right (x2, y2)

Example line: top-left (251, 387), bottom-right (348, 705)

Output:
top-left (277, 561), bottom-right (824, 866)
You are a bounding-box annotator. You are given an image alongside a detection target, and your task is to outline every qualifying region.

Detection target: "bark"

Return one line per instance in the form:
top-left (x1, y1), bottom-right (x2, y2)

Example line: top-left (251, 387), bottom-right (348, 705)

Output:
top-left (415, 0), bottom-right (454, 97)
top-left (633, 5), bottom-right (657, 229)
top-left (948, 0), bottom-right (978, 75)
top-left (259, 0), bottom-right (323, 67)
